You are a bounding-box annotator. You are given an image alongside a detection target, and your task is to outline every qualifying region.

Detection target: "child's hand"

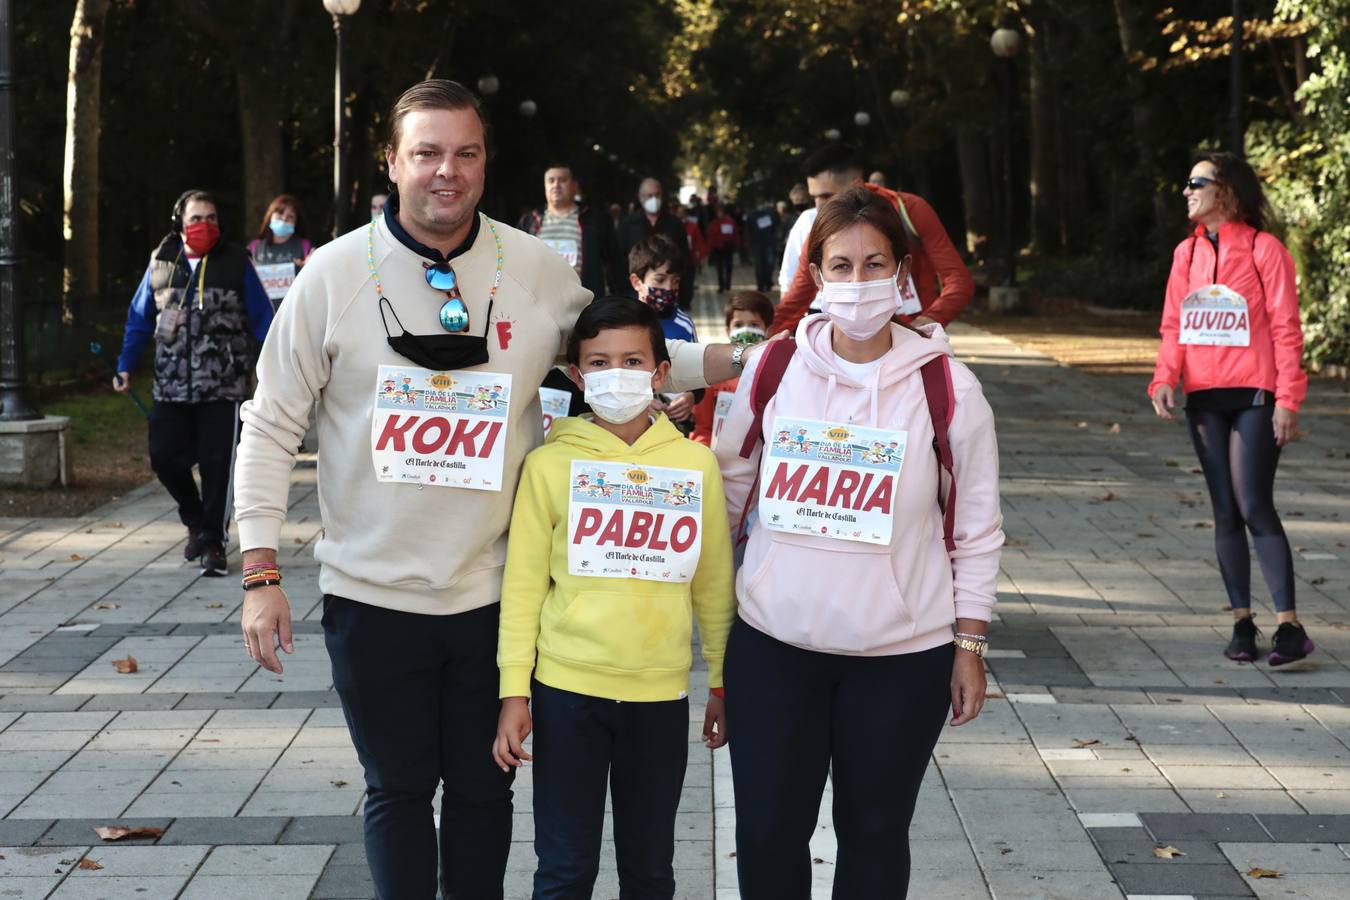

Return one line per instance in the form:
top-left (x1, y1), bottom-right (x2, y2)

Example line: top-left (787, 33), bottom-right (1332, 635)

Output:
top-left (492, 697), bottom-right (534, 772)
top-left (665, 392), bottom-right (695, 422)
top-left (702, 693), bottom-right (728, 749)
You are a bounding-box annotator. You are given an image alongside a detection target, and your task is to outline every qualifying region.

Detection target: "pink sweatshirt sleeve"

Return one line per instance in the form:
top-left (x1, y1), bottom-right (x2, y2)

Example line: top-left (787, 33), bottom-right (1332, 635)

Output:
top-left (1255, 233), bottom-right (1307, 411)
top-left (712, 350), bottom-right (765, 538)
top-left (946, 365), bottom-right (1005, 622)
top-left (1148, 241), bottom-right (1192, 399)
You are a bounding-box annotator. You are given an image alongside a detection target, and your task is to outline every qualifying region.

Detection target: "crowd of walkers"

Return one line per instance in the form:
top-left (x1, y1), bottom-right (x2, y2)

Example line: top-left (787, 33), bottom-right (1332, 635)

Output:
top-left (106, 74), bottom-right (1312, 900)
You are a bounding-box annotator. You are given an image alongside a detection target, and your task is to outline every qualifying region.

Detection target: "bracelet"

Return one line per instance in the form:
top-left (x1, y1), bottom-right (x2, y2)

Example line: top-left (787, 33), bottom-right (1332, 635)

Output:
top-left (242, 572), bottom-right (282, 584)
top-left (242, 578), bottom-right (282, 591)
top-left (954, 632), bottom-right (988, 643)
top-left (243, 563), bottom-right (280, 574)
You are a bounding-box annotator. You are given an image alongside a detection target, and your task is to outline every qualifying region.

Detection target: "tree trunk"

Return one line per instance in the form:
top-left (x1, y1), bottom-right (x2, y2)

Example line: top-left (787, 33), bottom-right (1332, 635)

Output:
top-left (62, 0), bottom-right (112, 322)
top-left (1111, 0), bottom-right (1171, 252)
top-left (235, 63), bottom-right (285, 235)
top-left (954, 125), bottom-right (993, 263)
top-left (1026, 8), bottom-right (1061, 254)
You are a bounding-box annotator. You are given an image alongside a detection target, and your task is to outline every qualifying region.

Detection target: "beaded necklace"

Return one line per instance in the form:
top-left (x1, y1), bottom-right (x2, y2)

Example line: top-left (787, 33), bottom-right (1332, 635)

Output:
top-left (366, 213), bottom-right (504, 332)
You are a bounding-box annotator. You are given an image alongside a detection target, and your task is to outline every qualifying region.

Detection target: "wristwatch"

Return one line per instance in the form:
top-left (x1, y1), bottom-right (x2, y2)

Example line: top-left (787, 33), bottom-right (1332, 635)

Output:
top-left (730, 343), bottom-right (748, 374)
top-left (954, 636), bottom-right (987, 658)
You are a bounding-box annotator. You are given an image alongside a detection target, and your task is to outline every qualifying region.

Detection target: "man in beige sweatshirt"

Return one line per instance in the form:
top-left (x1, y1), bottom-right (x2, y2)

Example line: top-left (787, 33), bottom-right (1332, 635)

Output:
top-left (232, 80), bottom-right (744, 897)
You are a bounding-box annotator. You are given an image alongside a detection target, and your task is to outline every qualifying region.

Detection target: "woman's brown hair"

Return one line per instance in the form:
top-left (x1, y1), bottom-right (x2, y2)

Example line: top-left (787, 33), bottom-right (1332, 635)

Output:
top-left (255, 194), bottom-right (305, 243)
top-left (805, 186), bottom-right (909, 270)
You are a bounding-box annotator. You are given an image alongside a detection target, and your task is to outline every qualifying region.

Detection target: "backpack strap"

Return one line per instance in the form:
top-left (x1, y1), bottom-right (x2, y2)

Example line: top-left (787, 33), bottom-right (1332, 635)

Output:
top-left (921, 355), bottom-right (957, 553)
top-left (895, 195), bottom-right (923, 251)
top-left (738, 338), bottom-right (797, 459)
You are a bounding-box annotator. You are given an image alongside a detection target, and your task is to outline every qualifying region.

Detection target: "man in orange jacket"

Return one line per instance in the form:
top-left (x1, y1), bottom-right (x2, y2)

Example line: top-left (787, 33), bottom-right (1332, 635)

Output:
top-left (770, 144), bottom-right (974, 336)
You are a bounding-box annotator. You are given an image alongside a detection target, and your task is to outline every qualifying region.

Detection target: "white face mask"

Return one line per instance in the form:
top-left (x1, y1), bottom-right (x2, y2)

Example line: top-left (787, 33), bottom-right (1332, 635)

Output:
top-left (582, 368), bottom-right (655, 424)
top-left (642, 195), bottom-right (662, 215)
top-left (817, 270), bottom-right (901, 341)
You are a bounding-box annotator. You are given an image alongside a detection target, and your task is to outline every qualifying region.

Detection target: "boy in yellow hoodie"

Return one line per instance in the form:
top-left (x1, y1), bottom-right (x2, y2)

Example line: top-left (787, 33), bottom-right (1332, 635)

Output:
top-left (494, 296), bottom-right (734, 898)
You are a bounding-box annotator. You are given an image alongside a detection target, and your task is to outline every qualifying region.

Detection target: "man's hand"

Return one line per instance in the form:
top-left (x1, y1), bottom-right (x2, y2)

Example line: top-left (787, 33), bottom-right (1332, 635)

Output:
top-left (949, 650), bottom-right (987, 726)
top-left (1273, 405), bottom-right (1298, 446)
top-left (702, 694), bottom-right (728, 749)
top-left (1151, 385), bottom-right (1176, 421)
top-left (240, 549), bottom-right (293, 674)
top-left (492, 697), bottom-right (534, 772)
top-left (112, 372), bottom-right (130, 393)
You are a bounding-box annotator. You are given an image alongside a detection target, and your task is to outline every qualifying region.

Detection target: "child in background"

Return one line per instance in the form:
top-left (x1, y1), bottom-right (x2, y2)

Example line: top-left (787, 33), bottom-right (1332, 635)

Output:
top-left (494, 295), bottom-right (734, 899)
top-left (691, 290), bottom-right (774, 448)
top-left (628, 234), bottom-right (700, 430)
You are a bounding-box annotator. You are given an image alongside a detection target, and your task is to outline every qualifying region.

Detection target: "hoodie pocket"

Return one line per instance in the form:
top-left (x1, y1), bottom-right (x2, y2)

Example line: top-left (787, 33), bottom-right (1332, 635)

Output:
top-left (542, 588), bottom-right (693, 674)
top-left (742, 534), bottom-right (914, 653)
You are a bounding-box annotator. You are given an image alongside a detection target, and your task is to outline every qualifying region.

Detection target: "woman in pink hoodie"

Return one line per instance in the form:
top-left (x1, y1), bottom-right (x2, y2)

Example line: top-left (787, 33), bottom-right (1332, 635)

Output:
top-left (714, 187), bottom-right (1004, 899)
top-left (1149, 152), bottom-right (1310, 666)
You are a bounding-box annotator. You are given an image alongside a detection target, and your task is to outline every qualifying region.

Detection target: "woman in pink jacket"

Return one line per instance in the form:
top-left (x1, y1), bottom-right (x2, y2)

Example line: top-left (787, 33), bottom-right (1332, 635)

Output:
top-left (1149, 152), bottom-right (1310, 666)
top-left (714, 187), bottom-right (1004, 899)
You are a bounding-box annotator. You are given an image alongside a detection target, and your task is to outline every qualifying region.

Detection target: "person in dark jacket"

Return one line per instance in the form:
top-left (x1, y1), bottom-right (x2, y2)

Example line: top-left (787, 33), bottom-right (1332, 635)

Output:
top-left (114, 190), bottom-right (274, 576)
top-left (518, 164), bottom-right (622, 299)
top-left (616, 177), bottom-right (691, 307)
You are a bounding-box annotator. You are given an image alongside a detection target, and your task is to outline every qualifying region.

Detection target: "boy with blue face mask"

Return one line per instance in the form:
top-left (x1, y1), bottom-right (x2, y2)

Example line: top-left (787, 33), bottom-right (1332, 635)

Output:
top-left (494, 295), bottom-right (734, 898)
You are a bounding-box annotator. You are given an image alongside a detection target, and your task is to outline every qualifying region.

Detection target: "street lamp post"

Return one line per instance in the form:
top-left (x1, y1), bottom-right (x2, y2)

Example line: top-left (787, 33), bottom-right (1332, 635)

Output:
top-left (989, 25), bottom-right (1022, 312)
top-left (324, 0), bottom-right (361, 240)
top-left (0, 0), bottom-right (37, 422)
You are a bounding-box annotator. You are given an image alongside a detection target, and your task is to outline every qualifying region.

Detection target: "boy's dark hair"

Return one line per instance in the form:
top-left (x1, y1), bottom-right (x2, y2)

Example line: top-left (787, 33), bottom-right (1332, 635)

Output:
top-left (627, 233), bottom-right (686, 280)
top-left (566, 296), bottom-right (670, 366)
top-left (802, 143), bottom-right (865, 181)
top-left (724, 290), bottom-right (775, 329)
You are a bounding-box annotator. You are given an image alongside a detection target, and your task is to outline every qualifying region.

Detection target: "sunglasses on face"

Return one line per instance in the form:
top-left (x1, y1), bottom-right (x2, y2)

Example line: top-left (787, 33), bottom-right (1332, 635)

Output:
top-left (1184, 177), bottom-right (1217, 191)
top-left (425, 263), bottom-right (470, 333)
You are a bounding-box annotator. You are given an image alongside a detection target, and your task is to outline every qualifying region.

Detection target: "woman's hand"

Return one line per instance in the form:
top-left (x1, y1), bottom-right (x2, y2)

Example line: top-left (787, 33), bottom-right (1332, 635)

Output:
top-left (949, 650), bottom-right (987, 726)
top-left (1151, 385), bottom-right (1176, 421)
top-left (665, 392), bottom-right (696, 423)
top-left (492, 697), bottom-right (533, 772)
top-left (702, 694), bottom-right (728, 749)
top-left (1273, 405), bottom-right (1298, 446)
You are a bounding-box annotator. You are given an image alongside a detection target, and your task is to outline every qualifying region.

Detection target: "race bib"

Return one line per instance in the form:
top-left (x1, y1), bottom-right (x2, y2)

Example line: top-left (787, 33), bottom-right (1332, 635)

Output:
top-left (542, 238), bottom-right (580, 268)
top-left (898, 273), bottom-right (922, 316)
top-left (710, 391), bottom-right (734, 451)
top-left (539, 386), bottom-right (571, 437)
top-left (568, 461), bottom-right (703, 582)
top-left (255, 262), bottom-right (296, 301)
top-left (720, 223), bottom-right (734, 235)
top-left (1180, 284), bottom-right (1250, 347)
top-left (758, 417), bottom-right (906, 545)
top-left (370, 366), bottom-right (511, 491)
top-left (756, 215), bottom-right (773, 230)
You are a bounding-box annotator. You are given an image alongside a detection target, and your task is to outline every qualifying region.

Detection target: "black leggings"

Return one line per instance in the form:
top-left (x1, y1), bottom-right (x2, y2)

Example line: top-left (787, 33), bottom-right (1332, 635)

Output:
top-left (724, 618), bottom-right (953, 899)
top-left (1186, 403), bottom-right (1295, 613)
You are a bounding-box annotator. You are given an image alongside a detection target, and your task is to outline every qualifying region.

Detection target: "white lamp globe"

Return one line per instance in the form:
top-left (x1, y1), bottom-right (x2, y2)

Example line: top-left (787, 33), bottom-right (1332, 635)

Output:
top-left (322, 0), bottom-right (362, 15)
top-left (991, 27), bottom-right (1022, 59)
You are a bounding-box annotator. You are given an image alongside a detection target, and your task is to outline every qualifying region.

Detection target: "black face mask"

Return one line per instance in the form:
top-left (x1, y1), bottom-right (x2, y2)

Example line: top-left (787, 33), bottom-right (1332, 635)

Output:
top-left (379, 297), bottom-right (491, 371)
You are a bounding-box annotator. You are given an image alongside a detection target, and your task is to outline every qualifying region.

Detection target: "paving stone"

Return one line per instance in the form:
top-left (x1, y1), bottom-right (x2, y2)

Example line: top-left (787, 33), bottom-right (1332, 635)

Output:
top-left (159, 816), bottom-right (290, 846)
top-left (1108, 861), bottom-right (1253, 895)
top-left (1218, 840), bottom-right (1350, 875)
top-left (277, 815), bottom-right (364, 844)
top-left (47, 875), bottom-right (190, 899)
top-left (982, 868), bottom-right (1123, 899)
top-left (173, 692), bottom-right (277, 710)
top-left (1140, 813), bottom-right (1270, 842)
top-left (1093, 836), bottom-right (1229, 865)
top-left (65, 843), bottom-right (207, 877)
top-left (198, 843), bottom-right (334, 875)
top-left (79, 692), bottom-right (184, 711)
top-left (37, 817), bottom-right (172, 846)
top-left (178, 874), bottom-right (320, 899)
top-left (0, 818), bottom-right (54, 845)
top-left (269, 690), bottom-right (341, 709)
top-left (1254, 814), bottom-right (1350, 843)
top-left (312, 863), bottom-right (375, 898)
top-left (0, 694), bottom-right (90, 712)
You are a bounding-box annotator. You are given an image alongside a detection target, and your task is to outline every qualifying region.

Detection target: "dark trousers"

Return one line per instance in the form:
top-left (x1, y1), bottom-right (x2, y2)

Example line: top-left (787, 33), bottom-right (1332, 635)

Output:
top-left (752, 243), bottom-right (776, 292)
top-left (322, 596), bottom-right (515, 900)
top-left (532, 680), bottom-right (689, 900)
top-left (711, 249), bottom-right (735, 291)
top-left (148, 399), bottom-right (239, 543)
top-left (724, 618), bottom-right (953, 900)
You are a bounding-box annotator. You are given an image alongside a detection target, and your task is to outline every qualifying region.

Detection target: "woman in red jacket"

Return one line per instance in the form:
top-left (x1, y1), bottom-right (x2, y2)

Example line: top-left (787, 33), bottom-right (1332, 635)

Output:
top-left (1149, 152), bottom-right (1310, 665)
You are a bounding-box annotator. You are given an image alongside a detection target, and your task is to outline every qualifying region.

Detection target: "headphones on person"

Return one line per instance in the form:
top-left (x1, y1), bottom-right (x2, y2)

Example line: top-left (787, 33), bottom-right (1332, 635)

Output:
top-left (170, 189), bottom-right (220, 233)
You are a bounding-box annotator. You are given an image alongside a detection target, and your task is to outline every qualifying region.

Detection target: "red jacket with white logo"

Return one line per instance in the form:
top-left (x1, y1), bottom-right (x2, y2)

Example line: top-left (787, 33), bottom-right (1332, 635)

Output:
top-left (1149, 221), bottom-right (1307, 411)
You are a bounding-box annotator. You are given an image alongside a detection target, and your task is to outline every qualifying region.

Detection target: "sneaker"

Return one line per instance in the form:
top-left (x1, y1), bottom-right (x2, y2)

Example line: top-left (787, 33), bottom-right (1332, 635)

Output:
top-left (1268, 621), bottom-right (1314, 667)
top-left (1224, 616), bottom-right (1260, 662)
top-left (200, 542), bottom-right (228, 577)
top-left (183, 527), bottom-right (203, 561)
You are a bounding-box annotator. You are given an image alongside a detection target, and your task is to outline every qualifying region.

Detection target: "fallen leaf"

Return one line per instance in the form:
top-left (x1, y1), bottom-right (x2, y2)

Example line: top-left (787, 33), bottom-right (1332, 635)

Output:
top-left (69, 554), bottom-right (84, 561)
top-left (999, 846), bottom-right (1014, 855)
top-left (294, 537), bottom-right (305, 544)
top-left (1310, 576), bottom-right (1327, 586)
top-left (331, 780), bottom-right (348, 788)
top-left (110, 522), bottom-right (123, 528)
top-left (94, 603), bottom-right (120, 610)
top-left (1108, 423), bottom-right (1121, 434)
top-left (197, 738), bottom-right (221, 743)
top-left (205, 603), bottom-right (224, 609)
top-left (1247, 867), bottom-right (1282, 879)
top-left (812, 857), bottom-right (825, 864)
top-left (1136, 532), bottom-right (1155, 538)
top-left (94, 825), bottom-right (163, 841)
top-left (1096, 491), bottom-right (1116, 502)
top-left (1075, 421), bottom-right (1088, 429)
top-left (111, 655), bottom-right (138, 674)
top-left (1121, 767), bottom-right (1132, 772)
top-left (78, 858), bottom-right (103, 870)
top-left (1216, 791), bottom-right (1227, 799)
top-left (1153, 845), bottom-right (1185, 859)
top-left (1072, 738), bottom-right (1100, 748)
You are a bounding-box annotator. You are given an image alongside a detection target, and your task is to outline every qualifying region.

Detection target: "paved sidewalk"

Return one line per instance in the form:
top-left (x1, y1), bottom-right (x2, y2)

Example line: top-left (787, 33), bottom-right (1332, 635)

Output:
top-left (2, 271), bottom-right (1349, 898)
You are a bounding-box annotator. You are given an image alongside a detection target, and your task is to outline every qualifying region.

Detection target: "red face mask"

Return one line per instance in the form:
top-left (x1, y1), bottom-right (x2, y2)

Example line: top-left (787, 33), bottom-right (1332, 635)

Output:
top-left (183, 221), bottom-right (221, 256)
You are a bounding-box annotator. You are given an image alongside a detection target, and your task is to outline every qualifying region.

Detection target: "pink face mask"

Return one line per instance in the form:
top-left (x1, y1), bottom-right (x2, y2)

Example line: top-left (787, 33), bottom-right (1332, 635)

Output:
top-left (818, 272), bottom-right (900, 340)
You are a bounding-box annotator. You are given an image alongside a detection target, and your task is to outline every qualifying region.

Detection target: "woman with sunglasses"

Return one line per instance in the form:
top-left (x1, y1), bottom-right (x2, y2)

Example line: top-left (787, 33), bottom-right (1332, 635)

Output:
top-left (1149, 152), bottom-right (1311, 665)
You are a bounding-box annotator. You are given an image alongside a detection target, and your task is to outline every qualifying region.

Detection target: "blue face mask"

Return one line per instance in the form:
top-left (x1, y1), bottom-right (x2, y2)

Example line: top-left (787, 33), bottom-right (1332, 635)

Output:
top-left (269, 217), bottom-right (296, 239)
